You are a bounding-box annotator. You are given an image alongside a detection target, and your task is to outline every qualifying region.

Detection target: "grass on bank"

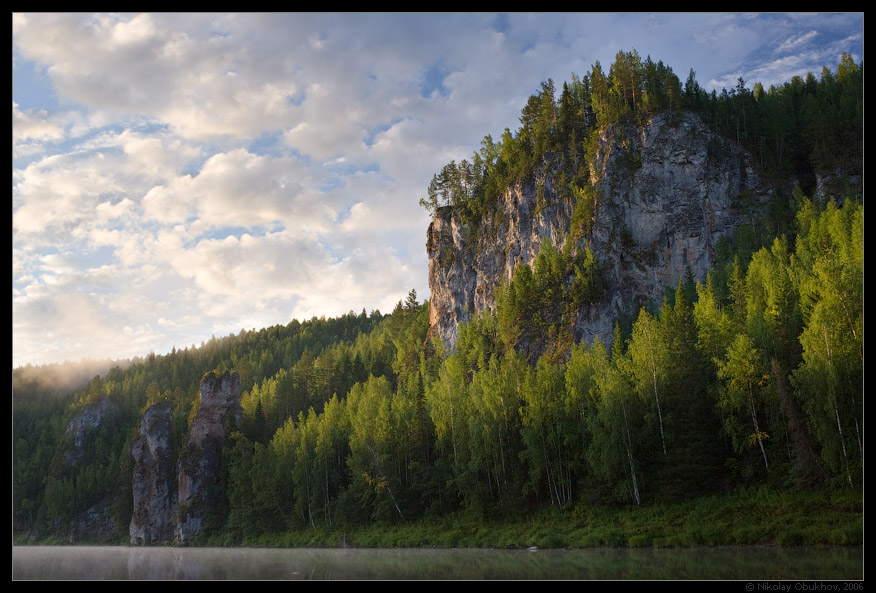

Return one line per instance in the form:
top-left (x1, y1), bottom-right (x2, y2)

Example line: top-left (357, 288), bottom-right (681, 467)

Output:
top-left (210, 486), bottom-right (862, 549)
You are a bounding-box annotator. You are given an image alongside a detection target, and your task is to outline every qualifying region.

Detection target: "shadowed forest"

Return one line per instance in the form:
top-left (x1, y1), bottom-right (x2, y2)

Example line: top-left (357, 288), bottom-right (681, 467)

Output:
top-left (14, 51), bottom-right (862, 546)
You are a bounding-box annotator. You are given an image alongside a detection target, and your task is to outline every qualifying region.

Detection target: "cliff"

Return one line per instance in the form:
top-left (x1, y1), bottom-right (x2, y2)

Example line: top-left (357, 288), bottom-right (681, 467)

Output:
top-left (56, 395), bottom-right (122, 541)
top-left (129, 400), bottom-right (176, 545)
top-left (176, 370), bottom-right (242, 544)
top-left (129, 370), bottom-right (241, 545)
top-left (427, 111), bottom-right (767, 351)
top-left (61, 395), bottom-right (120, 468)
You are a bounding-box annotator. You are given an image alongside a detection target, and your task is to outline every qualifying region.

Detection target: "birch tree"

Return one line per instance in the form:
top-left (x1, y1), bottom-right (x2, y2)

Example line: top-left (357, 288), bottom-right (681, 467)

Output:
top-left (792, 198), bottom-right (863, 485)
top-left (718, 334), bottom-right (771, 472)
top-left (623, 307), bottom-right (670, 455)
top-left (585, 338), bottom-right (644, 505)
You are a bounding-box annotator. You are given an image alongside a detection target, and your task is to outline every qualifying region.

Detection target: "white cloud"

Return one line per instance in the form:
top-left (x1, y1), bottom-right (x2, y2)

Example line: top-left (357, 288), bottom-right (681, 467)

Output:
top-left (140, 148), bottom-right (339, 234)
top-left (119, 130), bottom-right (201, 179)
top-left (12, 102), bottom-right (64, 144)
top-left (776, 30), bottom-right (820, 53)
top-left (11, 12), bottom-right (864, 367)
top-left (14, 13), bottom-right (306, 140)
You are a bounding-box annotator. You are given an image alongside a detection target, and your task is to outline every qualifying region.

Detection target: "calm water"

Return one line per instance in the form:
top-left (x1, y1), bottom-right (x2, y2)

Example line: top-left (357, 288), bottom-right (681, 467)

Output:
top-left (12, 545), bottom-right (863, 580)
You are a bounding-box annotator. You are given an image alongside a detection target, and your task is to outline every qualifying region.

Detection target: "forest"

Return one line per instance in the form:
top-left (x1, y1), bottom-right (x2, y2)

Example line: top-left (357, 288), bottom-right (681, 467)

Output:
top-left (13, 50), bottom-right (862, 545)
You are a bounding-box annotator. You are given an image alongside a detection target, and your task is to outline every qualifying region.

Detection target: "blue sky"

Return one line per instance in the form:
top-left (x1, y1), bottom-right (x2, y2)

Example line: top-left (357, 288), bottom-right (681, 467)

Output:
top-left (12, 12), bottom-right (864, 368)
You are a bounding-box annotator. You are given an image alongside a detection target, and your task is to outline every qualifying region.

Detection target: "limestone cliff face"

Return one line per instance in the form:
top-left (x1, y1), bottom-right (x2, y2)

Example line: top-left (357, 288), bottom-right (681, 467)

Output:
top-left (62, 395), bottom-right (120, 468)
top-left (50, 396), bottom-right (124, 541)
top-left (427, 164), bottom-right (574, 348)
top-left (129, 400), bottom-right (176, 546)
top-left (427, 112), bottom-right (767, 350)
top-left (128, 371), bottom-right (241, 546)
top-left (175, 371), bottom-right (242, 545)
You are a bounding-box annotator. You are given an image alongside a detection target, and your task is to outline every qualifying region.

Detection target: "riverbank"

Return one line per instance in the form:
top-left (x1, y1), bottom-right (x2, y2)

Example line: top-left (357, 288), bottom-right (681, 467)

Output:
top-left (16, 485), bottom-right (862, 549)
top-left (219, 486), bottom-right (863, 549)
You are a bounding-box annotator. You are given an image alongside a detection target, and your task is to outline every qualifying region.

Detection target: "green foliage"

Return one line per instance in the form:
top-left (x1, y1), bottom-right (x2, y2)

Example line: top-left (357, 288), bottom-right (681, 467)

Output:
top-left (14, 51), bottom-right (864, 543)
top-left (568, 183), bottom-right (595, 242)
top-left (422, 50), bottom-right (861, 228)
top-left (519, 356), bottom-right (576, 506)
top-left (791, 198), bottom-right (863, 486)
top-left (623, 307), bottom-right (670, 456)
top-left (495, 240), bottom-right (604, 362)
top-left (421, 72), bottom-right (593, 221)
top-left (717, 334), bottom-right (773, 472)
top-left (581, 337), bottom-right (646, 505)
top-left (19, 183), bottom-right (863, 541)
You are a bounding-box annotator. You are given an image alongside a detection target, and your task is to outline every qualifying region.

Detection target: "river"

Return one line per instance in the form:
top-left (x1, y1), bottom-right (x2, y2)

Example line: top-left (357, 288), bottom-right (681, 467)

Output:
top-left (12, 545), bottom-right (863, 580)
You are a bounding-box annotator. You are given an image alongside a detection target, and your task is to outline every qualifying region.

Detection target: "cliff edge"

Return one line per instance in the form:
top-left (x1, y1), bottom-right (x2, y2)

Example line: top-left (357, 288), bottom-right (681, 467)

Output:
top-left (427, 111), bottom-right (767, 352)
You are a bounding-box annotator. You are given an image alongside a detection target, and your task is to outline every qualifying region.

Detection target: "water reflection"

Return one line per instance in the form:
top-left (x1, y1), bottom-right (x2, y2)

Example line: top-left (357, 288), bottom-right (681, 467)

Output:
top-left (13, 545), bottom-right (863, 580)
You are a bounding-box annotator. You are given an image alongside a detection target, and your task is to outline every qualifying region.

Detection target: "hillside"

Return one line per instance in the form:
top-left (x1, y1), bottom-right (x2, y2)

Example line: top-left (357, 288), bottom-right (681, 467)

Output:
top-left (13, 51), bottom-right (863, 545)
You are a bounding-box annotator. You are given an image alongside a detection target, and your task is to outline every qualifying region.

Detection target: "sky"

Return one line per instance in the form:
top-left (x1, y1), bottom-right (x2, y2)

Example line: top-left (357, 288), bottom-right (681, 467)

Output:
top-left (12, 12), bottom-right (864, 369)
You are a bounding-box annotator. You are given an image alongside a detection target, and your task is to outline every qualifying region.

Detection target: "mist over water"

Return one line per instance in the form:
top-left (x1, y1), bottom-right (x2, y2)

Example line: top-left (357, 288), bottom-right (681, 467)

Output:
top-left (13, 545), bottom-right (863, 580)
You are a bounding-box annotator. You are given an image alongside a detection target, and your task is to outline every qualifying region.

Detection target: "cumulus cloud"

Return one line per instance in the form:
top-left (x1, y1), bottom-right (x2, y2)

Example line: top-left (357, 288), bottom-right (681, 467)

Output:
top-left (11, 12), bottom-right (864, 367)
top-left (12, 102), bottom-right (64, 145)
top-left (139, 148), bottom-right (340, 238)
top-left (13, 13), bottom-right (305, 140)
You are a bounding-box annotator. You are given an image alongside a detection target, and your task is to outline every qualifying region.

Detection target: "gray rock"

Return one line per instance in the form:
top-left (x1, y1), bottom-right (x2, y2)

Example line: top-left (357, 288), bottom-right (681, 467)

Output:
top-left (427, 112), bottom-right (768, 352)
top-left (62, 395), bottom-right (120, 467)
top-left (175, 371), bottom-right (241, 545)
top-left (129, 400), bottom-right (176, 546)
top-left (128, 370), bottom-right (241, 545)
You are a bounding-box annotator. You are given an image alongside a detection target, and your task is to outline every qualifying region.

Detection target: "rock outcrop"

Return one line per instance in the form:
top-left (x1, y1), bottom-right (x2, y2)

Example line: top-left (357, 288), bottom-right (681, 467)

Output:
top-left (176, 370), bottom-right (242, 545)
top-left (62, 395), bottom-right (120, 467)
top-left (427, 111), bottom-right (768, 351)
top-left (129, 400), bottom-right (176, 546)
top-left (128, 370), bottom-right (241, 545)
top-left (44, 395), bottom-right (122, 541)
